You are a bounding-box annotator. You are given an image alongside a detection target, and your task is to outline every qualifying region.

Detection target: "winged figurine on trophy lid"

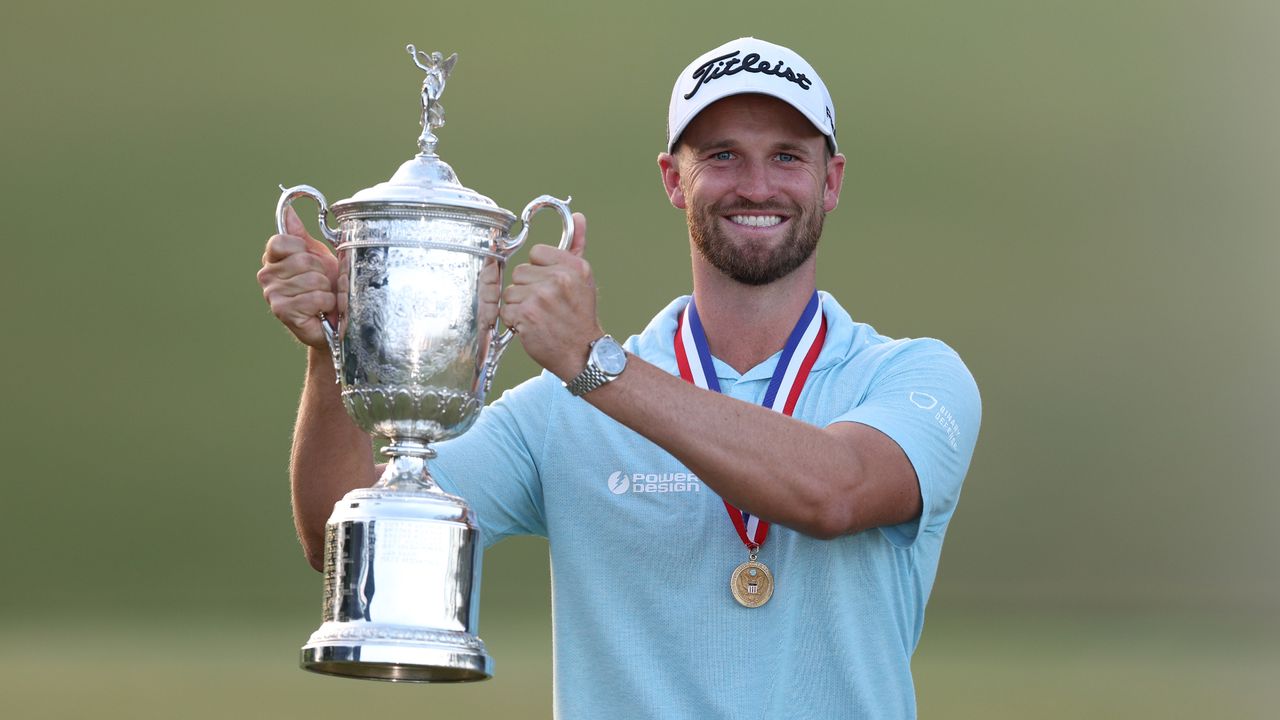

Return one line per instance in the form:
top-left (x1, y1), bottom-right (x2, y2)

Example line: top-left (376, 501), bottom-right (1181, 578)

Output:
top-left (407, 44), bottom-right (456, 153)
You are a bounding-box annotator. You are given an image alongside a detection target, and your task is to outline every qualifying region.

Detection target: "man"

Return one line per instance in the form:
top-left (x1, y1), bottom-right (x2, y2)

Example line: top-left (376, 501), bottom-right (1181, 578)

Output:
top-left (259, 37), bottom-right (980, 719)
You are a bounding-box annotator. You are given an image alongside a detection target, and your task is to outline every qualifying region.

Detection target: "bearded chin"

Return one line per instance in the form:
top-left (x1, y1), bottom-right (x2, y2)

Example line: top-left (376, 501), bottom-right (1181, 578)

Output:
top-left (688, 205), bottom-right (824, 286)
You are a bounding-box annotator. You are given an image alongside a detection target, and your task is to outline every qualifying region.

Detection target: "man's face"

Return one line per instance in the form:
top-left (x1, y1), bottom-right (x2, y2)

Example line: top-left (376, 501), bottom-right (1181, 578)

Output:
top-left (660, 94), bottom-right (845, 286)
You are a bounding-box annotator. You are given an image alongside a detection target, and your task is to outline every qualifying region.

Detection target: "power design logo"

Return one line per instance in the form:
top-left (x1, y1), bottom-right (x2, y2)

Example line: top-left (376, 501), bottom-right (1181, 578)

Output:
top-left (607, 471), bottom-right (703, 495)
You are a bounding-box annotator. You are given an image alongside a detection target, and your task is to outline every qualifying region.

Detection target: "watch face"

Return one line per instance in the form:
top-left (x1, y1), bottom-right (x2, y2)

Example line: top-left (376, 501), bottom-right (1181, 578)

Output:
top-left (592, 337), bottom-right (628, 375)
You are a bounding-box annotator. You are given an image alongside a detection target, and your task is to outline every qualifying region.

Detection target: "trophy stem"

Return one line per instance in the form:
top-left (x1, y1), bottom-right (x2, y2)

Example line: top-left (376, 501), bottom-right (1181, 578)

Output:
top-left (374, 439), bottom-right (442, 493)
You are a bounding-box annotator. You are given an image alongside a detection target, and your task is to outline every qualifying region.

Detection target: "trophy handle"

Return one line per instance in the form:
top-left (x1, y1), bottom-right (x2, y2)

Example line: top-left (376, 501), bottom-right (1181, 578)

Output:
top-left (275, 184), bottom-right (344, 379)
top-left (481, 195), bottom-right (575, 395)
top-left (501, 194), bottom-right (574, 255)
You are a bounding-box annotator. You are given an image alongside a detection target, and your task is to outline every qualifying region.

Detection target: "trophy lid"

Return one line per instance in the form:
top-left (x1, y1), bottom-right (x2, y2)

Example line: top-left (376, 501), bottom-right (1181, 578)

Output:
top-left (333, 46), bottom-right (513, 223)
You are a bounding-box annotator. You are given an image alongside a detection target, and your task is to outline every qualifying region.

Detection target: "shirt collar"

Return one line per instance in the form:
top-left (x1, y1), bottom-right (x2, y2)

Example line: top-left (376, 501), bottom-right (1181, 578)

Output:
top-left (628, 291), bottom-right (856, 382)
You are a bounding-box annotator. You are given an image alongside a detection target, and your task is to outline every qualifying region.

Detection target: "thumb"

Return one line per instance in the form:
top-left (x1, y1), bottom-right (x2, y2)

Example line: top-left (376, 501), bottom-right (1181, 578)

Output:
top-left (283, 205), bottom-right (316, 243)
top-left (284, 204), bottom-right (336, 259)
top-left (568, 212), bottom-right (587, 257)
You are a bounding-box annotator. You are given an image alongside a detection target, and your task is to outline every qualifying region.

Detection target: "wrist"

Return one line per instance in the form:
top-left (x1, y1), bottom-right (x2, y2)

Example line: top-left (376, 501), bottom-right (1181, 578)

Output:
top-left (552, 326), bottom-right (604, 381)
top-left (307, 345), bottom-right (339, 382)
top-left (564, 334), bottom-right (628, 396)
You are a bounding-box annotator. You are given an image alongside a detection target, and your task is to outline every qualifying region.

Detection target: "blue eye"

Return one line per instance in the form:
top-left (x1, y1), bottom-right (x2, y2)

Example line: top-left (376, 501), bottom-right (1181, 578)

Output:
top-left (713, 151), bottom-right (734, 161)
top-left (777, 153), bottom-right (797, 162)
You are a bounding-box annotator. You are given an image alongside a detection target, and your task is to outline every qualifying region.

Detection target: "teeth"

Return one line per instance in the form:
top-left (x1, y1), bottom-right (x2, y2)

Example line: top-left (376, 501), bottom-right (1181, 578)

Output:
top-left (729, 215), bottom-right (783, 227)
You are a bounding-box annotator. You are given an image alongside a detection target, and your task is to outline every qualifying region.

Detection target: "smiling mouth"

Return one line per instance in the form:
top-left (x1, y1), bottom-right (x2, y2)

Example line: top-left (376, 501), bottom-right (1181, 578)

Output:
top-left (727, 214), bottom-right (786, 228)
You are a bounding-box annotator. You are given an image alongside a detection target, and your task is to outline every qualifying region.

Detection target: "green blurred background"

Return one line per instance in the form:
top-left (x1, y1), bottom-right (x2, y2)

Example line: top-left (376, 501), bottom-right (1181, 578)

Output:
top-left (3, 0), bottom-right (1277, 717)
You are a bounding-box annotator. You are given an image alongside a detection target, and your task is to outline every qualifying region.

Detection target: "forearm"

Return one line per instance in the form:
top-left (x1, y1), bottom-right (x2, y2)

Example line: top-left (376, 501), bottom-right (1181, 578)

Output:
top-left (290, 346), bottom-right (379, 570)
top-left (581, 357), bottom-right (909, 539)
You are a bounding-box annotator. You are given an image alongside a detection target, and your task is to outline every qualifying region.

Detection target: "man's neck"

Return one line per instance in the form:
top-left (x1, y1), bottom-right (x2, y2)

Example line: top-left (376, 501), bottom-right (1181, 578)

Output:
top-left (690, 262), bottom-right (818, 374)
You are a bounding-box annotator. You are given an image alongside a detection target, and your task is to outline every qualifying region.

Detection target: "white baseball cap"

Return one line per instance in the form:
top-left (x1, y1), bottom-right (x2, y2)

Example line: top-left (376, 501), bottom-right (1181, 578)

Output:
top-left (666, 37), bottom-right (837, 154)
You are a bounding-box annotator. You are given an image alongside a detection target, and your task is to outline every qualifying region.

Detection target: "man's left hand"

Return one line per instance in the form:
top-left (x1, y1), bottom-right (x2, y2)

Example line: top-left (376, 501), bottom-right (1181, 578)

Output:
top-left (500, 211), bottom-right (603, 381)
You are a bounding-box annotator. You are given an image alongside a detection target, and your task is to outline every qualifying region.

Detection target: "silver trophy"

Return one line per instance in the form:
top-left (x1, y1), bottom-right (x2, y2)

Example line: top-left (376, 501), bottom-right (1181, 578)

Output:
top-left (274, 45), bottom-right (572, 682)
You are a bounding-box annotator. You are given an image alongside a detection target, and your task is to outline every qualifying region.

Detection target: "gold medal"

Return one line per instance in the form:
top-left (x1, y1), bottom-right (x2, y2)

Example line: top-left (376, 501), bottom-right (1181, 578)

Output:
top-left (730, 559), bottom-right (773, 608)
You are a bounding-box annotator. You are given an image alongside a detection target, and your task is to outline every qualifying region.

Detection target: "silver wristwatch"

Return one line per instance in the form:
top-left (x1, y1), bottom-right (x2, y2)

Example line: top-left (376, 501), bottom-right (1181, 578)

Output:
top-left (565, 335), bottom-right (628, 396)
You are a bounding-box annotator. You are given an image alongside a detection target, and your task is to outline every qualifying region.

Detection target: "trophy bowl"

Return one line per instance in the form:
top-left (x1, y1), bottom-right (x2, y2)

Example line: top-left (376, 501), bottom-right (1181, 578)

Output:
top-left (274, 45), bottom-right (572, 682)
top-left (334, 207), bottom-right (508, 444)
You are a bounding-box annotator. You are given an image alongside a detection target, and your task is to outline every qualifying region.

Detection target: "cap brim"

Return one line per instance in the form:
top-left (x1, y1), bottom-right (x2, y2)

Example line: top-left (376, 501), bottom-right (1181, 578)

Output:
top-left (667, 88), bottom-right (838, 155)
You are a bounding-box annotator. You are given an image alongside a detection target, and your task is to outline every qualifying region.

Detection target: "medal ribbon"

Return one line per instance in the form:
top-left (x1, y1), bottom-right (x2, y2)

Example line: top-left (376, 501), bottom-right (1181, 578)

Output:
top-left (674, 291), bottom-right (827, 551)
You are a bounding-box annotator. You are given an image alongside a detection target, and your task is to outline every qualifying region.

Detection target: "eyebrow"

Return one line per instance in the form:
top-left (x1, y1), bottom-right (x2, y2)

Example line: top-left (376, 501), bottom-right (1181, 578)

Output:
top-left (771, 141), bottom-right (810, 155)
top-left (690, 138), bottom-right (814, 155)
top-left (690, 138), bottom-right (734, 154)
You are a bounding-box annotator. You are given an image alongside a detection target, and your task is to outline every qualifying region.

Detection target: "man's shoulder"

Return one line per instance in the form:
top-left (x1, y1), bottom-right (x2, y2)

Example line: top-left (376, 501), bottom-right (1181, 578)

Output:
top-left (844, 334), bottom-right (975, 393)
top-left (861, 334), bottom-right (966, 364)
top-left (820, 293), bottom-right (968, 366)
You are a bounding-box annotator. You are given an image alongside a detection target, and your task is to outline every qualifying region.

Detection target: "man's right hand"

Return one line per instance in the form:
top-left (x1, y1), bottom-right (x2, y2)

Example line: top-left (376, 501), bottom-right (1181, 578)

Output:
top-left (257, 205), bottom-right (341, 349)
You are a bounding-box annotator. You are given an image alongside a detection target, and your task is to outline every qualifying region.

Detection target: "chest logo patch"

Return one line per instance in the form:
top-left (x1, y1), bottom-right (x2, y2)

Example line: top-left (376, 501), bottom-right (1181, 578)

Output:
top-left (607, 470), bottom-right (703, 495)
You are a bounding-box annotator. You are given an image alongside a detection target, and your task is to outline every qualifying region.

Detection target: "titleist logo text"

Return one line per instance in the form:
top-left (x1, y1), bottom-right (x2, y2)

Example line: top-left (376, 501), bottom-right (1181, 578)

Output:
top-left (684, 51), bottom-right (813, 100)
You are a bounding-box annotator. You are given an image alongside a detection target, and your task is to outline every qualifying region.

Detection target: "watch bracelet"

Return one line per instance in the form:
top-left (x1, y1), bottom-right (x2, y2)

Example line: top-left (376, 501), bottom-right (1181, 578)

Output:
top-left (566, 362), bottom-right (609, 396)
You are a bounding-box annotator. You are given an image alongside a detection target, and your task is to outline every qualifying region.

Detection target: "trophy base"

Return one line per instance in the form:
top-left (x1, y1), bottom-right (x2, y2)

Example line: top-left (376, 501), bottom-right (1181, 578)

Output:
top-left (302, 478), bottom-right (492, 684)
top-left (301, 636), bottom-right (492, 682)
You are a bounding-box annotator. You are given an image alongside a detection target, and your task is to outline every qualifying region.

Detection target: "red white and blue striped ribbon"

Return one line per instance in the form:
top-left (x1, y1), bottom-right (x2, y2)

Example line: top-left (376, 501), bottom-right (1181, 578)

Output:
top-left (674, 291), bottom-right (827, 550)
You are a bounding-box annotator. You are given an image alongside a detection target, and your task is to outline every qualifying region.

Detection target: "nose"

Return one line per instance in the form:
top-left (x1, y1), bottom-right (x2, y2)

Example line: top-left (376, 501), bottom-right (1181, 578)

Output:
top-left (735, 159), bottom-right (775, 204)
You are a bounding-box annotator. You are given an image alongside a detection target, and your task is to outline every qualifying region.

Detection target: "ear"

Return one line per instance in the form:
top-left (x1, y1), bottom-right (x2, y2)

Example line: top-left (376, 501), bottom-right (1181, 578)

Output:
top-left (657, 152), bottom-right (687, 209)
top-left (822, 152), bottom-right (847, 213)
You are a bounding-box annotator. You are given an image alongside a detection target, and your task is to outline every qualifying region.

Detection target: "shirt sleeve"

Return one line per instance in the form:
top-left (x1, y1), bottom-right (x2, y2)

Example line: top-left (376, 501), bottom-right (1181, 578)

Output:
top-left (827, 339), bottom-right (981, 548)
top-left (429, 373), bottom-right (557, 547)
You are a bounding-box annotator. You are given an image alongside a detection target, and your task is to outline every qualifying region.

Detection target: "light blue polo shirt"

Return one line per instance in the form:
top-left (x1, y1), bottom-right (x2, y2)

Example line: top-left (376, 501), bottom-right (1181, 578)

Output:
top-left (432, 292), bottom-right (981, 719)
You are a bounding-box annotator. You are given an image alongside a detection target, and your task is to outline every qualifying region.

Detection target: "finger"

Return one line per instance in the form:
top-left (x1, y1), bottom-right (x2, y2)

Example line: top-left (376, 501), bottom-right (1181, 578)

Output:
top-left (264, 233), bottom-right (308, 263)
top-left (510, 260), bottom-right (572, 285)
top-left (263, 238), bottom-right (339, 282)
top-left (265, 289), bottom-right (338, 341)
top-left (273, 249), bottom-right (338, 282)
top-left (498, 305), bottom-right (521, 332)
top-left (501, 283), bottom-right (531, 305)
top-left (270, 268), bottom-right (337, 297)
top-left (278, 289), bottom-right (338, 319)
top-left (509, 262), bottom-right (552, 285)
top-left (528, 243), bottom-right (575, 267)
top-left (498, 304), bottom-right (513, 324)
top-left (264, 249), bottom-right (318, 277)
top-left (568, 212), bottom-right (587, 258)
